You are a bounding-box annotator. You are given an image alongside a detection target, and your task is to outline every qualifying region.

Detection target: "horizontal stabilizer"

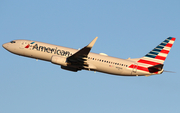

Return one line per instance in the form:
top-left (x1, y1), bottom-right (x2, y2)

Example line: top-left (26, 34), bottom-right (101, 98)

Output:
top-left (148, 64), bottom-right (164, 73)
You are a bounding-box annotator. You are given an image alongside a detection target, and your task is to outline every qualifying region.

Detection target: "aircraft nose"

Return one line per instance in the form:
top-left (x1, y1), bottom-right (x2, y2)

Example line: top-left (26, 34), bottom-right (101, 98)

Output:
top-left (2, 43), bottom-right (8, 49)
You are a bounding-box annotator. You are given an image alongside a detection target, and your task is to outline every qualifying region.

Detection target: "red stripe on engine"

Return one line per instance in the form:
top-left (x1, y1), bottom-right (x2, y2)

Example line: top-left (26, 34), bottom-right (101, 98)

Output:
top-left (155, 55), bottom-right (166, 60)
top-left (138, 59), bottom-right (160, 65)
top-left (166, 43), bottom-right (173, 47)
top-left (160, 49), bottom-right (169, 54)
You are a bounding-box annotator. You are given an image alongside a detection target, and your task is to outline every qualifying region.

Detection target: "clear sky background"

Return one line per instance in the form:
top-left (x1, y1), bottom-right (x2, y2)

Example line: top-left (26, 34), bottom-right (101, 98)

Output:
top-left (1, 0), bottom-right (180, 113)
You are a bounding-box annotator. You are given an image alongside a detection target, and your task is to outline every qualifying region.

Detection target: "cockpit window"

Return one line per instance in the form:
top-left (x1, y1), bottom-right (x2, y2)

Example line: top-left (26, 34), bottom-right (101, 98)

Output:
top-left (10, 41), bottom-right (16, 43)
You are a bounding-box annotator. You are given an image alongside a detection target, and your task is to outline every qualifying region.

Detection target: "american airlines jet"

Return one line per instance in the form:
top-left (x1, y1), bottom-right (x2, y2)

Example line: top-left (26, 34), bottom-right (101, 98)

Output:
top-left (2, 37), bottom-right (176, 76)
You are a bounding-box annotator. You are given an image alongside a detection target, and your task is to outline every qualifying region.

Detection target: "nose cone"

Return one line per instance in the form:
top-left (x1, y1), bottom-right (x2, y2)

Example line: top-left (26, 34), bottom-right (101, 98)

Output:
top-left (2, 43), bottom-right (8, 49)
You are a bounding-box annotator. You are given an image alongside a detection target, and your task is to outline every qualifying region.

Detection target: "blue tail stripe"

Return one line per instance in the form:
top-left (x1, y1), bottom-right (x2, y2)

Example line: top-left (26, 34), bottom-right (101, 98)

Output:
top-left (152, 49), bottom-right (162, 52)
top-left (160, 43), bottom-right (166, 46)
top-left (149, 51), bottom-right (159, 55)
top-left (145, 54), bottom-right (156, 58)
top-left (156, 46), bottom-right (164, 49)
top-left (163, 40), bottom-right (169, 43)
top-left (167, 37), bottom-right (173, 40)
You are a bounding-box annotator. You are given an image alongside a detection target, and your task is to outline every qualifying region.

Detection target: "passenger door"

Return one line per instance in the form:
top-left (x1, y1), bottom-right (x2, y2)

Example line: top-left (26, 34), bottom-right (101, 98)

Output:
top-left (20, 41), bottom-right (27, 49)
top-left (132, 63), bottom-right (138, 75)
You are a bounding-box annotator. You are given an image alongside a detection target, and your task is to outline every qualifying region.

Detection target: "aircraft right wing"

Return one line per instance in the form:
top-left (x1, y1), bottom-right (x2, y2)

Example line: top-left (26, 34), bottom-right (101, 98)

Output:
top-left (66, 37), bottom-right (98, 70)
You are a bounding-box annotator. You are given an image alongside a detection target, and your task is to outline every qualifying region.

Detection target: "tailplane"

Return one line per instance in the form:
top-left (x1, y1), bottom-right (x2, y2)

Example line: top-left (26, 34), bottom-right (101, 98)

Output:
top-left (148, 64), bottom-right (164, 73)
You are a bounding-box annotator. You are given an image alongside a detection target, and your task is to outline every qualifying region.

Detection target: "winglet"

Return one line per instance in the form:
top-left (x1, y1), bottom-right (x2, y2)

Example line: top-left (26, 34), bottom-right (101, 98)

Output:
top-left (87, 37), bottom-right (98, 48)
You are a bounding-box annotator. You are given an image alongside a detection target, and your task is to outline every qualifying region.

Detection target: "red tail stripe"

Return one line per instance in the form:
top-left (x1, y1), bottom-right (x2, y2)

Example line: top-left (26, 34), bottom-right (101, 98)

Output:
top-left (171, 37), bottom-right (176, 41)
top-left (166, 43), bottom-right (173, 47)
top-left (160, 49), bottom-right (169, 54)
top-left (155, 55), bottom-right (166, 60)
top-left (138, 59), bottom-right (160, 65)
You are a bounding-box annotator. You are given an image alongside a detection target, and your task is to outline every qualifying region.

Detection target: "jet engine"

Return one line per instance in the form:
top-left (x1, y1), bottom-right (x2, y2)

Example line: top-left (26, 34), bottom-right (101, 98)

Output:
top-left (51, 55), bottom-right (67, 66)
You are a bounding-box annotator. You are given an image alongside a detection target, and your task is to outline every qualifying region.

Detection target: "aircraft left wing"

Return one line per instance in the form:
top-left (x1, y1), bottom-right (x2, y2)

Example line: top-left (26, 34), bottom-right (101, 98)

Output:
top-left (66, 37), bottom-right (98, 69)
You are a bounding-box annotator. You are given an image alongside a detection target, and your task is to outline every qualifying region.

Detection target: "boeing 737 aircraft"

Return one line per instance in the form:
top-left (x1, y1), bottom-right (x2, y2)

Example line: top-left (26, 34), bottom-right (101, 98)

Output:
top-left (2, 37), bottom-right (176, 76)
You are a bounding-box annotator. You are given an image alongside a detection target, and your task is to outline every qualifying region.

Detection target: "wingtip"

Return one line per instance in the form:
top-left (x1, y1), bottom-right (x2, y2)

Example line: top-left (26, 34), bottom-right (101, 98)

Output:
top-left (86, 37), bottom-right (98, 48)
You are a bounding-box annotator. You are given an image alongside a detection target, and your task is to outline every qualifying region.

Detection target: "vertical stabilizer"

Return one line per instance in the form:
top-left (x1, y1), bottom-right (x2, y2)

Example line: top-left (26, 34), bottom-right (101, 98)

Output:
top-left (129, 37), bottom-right (176, 74)
top-left (138, 37), bottom-right (176, 65)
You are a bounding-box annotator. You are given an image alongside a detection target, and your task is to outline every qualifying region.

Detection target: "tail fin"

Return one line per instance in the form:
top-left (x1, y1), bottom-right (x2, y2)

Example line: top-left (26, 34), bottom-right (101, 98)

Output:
top-left (138, 37), bottom-right (176, 66)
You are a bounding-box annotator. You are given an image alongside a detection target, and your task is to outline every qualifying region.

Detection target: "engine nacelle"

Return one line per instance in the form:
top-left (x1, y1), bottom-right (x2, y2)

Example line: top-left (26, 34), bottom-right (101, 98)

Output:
top-left (51, 55), bottom-right (67, 66)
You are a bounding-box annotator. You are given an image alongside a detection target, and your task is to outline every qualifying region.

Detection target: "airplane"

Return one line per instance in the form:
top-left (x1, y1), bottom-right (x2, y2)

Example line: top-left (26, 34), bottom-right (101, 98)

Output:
top-left (2, 37), bottom-right (176, 76)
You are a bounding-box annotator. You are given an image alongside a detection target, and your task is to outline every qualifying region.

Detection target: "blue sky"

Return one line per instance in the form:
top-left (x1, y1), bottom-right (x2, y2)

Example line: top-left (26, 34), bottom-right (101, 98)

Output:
top-left (1, 0), bottom-right (180, 113)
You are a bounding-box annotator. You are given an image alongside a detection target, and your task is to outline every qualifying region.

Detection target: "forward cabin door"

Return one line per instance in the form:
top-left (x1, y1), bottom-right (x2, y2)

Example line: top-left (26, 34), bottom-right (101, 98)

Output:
top-left (20, 41), bottom-right (28, 49)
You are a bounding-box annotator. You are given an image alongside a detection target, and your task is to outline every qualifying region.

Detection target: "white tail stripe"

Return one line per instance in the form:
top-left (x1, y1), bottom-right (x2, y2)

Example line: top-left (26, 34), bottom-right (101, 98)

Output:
top-left (163, 46), bottom-right (171, 51)
top-left (138, 62), bottom-right (155, 67)
top-left (168, 40), bottom-right (175, 44)
top-left (142, 57), bottom-right (164, 63)
top-left (158, 53), bottom-right (168, 57)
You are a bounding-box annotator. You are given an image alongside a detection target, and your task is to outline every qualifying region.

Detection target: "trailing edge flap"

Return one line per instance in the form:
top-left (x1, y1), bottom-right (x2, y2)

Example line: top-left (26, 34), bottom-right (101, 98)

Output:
top-left (88, 63), bottom-right (97, 70)
top-left (148, 64), bottom-right (164, 71)
top-left (67, 37), bottom-right (98, 61)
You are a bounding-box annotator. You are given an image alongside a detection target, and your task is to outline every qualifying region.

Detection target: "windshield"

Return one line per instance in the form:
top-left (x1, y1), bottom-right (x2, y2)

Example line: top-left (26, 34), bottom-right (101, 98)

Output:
top-left (10, 41), bottom-right (16, 43)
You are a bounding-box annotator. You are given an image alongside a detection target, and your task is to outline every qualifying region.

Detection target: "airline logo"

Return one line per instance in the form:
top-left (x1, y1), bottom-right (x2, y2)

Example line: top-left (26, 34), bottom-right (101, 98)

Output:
top-left (24, 42), bottom-right (73, 57)
top-left (129, 37), bottom-right (176, 73)
top-left (25, 42), bottom-right (35, 48)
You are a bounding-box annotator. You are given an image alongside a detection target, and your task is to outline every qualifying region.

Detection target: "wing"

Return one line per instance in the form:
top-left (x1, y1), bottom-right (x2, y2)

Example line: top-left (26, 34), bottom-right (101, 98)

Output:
top-left (66, 37), bottom-right (98, 70)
